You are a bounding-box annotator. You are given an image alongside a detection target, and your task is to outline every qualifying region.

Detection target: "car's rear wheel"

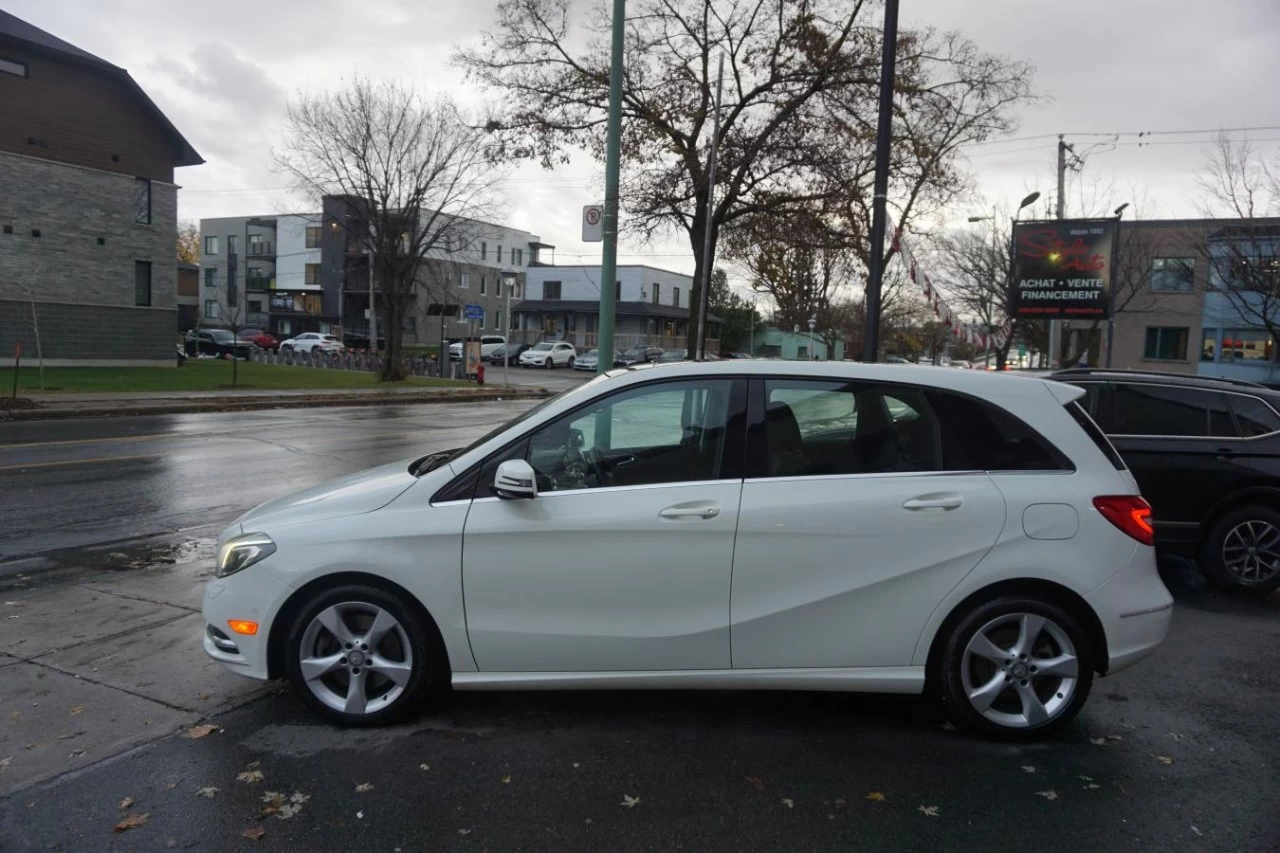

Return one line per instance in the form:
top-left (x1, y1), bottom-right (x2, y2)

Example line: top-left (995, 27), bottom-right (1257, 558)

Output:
top-left (937, 596), bottom-right (1093, 740)
top-left (1200, 505), bottom-right (1280, 593)
top-left (284, 584), bottom-right (444, 726)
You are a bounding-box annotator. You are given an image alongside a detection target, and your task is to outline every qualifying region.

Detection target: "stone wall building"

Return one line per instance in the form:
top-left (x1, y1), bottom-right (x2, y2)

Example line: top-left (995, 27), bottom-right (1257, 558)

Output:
top-left (0, 10), bottom-right (202, 365)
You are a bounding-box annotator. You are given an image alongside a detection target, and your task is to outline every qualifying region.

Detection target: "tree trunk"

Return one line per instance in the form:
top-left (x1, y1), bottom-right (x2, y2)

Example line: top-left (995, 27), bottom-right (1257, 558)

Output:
top-left (381, 310), bottom-right (406, 381)
top-left (686, 226), bottom-right (706, 355)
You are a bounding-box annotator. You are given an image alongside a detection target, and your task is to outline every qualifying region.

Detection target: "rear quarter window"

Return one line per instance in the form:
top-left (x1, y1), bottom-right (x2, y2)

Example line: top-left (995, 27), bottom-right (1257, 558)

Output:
top-left (927, 391), bottom-right (1071, 472)
top-left (1065, 401), bottom-right (1126, 470)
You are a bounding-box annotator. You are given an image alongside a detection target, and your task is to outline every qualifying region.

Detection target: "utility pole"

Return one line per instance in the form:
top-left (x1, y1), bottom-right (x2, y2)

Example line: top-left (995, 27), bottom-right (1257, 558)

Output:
top-left (861, 0), bottom-right (900, 363)
top-left (595, 0), bottom-right (625, 375)
top-left (368, 256), bottom-right (378, 354)
top-left (695, 53), bottom-right (725, 361)
top-left (1048, 134), bottom-right (1069, 368)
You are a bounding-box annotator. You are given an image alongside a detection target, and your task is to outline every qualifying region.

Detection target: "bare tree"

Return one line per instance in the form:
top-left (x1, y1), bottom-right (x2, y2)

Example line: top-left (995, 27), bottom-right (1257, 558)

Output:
top-left (1196, 133), bottom-right (1280, 372)
top-left (276, 79), bottom-right (501, 380)
top-left (457, 0), bottom-right (1033, 344)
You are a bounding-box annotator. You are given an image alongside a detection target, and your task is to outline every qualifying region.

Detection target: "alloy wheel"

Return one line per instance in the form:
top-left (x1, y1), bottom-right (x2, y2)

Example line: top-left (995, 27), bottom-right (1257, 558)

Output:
top-left (1221, 520), bottom-right (1280, 585)
top-left (959, 612), bottom-right (1078, 729)
top-left (297, 602), bottom-right (414, 715)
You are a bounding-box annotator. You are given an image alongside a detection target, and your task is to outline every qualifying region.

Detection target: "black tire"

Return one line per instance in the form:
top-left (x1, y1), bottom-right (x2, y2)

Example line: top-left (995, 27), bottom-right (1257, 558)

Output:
top-left (567, 356), bottom-right (575, 369)
top-left (283, 583), bottom-right (445, 727)
top-left (937, 596), bottom-right (1094, 741)
top-left (544, 358), bottom-right (552, 369)
top-left (1199, 505), bottom-right (1280, 593)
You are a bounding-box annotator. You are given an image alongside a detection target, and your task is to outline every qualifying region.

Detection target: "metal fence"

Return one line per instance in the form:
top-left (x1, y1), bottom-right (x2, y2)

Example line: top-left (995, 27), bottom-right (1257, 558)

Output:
top-left (249, 348), bottom-right (468, 380)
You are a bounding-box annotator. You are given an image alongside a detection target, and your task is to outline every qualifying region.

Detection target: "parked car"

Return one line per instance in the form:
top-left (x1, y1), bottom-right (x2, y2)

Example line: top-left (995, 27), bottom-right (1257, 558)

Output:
top-left (657, 349), bottom-right (688, 363)
top-left (1053, 367), bottom-right (1280, 593)
top-left (238, 328), bottom-right (279, 351)
top-left (189, 329), bottom-right (254, 359)
top-left (280, 333), bottom-right (344, 354)
top-left (617, 345), bottom-right (664, 366)
top-left (486, 343), bottom-right (532, 366)
top-left (450, 336), bottom-right (507, 360)
top-left (721, 352), bottom-right (754, 359)
top-left (204, 361), bottom-right (1171, 737)
top-left (573, 349), bottom-right (620, 372)
top-left (884, 355), bottom-right (911, 364)
top-left (519, 340), bottom-right (576, 369)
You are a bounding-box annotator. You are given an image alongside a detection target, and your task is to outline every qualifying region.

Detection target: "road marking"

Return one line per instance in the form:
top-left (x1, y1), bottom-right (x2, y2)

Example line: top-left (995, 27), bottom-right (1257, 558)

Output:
top-left (0, 453), bottom-right (163, 472)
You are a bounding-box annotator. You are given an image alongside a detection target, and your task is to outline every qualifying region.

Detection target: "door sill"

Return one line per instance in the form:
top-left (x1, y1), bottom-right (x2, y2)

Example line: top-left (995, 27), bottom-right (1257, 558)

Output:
top-left (452, 666), bottom-right (924, 694)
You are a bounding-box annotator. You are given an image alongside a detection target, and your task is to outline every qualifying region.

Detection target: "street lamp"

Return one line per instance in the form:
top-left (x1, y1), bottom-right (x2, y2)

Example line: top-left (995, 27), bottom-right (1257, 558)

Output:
top-left (1104, 204), bottom-right (1129, 367)
top-left (501, 268), bottom-right (517, 390)
top-left (964, 192), bottom-right (1040, 369)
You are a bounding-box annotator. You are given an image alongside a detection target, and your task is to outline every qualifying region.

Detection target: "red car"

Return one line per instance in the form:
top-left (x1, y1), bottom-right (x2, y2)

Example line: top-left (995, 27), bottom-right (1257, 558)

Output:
top-left (238, 329), bottom-right (279, 351)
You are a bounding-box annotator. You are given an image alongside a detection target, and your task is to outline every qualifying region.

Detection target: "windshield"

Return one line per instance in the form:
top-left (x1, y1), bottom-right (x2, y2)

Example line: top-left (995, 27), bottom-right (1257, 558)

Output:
top-left (532, 342), bottom-right (555, 351)
top-left (583, 350), bottom-right (599, 357)
top-left (623, 346), bottom-right (647, 356)
top-left (208, 330), bottom-right (235, 342)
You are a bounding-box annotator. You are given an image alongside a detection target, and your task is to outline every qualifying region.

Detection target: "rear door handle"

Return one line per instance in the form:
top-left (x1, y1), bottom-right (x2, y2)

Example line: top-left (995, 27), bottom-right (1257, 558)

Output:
top-left (903, 493), bottom-right (963, 511)
top-left (660, 504), bottom-right (720, 520)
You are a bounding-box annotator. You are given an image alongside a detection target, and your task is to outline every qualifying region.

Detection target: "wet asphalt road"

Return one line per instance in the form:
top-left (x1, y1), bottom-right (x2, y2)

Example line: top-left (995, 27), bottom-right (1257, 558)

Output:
top-left (0, 401), bottom-right (539, 582)
top-left (1, 406), bottom-right (1278, 851)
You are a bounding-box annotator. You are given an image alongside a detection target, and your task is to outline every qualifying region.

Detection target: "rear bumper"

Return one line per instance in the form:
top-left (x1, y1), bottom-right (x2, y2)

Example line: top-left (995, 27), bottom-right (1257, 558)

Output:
top-left (1085, 547), bottom-right (1174, 674)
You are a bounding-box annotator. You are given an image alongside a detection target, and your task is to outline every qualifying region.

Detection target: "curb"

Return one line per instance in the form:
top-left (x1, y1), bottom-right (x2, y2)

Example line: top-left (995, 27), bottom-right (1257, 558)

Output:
top-left (0, 390), bottom-right (550, 421)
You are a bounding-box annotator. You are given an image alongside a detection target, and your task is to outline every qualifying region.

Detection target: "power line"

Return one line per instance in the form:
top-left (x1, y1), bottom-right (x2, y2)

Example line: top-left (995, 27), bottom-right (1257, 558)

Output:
top-left (961, 124), bottom-right (1280, 150)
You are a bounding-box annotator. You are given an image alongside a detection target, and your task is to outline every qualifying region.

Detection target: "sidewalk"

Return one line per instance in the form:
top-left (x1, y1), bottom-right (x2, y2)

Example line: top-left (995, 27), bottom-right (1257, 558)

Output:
top-left (2, 384), bottom-right (550, 420)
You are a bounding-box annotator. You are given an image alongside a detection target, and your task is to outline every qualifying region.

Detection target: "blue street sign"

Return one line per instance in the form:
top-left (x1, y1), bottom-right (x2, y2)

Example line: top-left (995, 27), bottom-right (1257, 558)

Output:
top-left (464, 303), bottom-right (484, 320)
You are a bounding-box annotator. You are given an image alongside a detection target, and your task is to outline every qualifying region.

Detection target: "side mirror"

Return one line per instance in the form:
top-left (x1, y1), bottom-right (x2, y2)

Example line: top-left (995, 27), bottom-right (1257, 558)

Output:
top-left (494, 459), bottom-right (537, 500)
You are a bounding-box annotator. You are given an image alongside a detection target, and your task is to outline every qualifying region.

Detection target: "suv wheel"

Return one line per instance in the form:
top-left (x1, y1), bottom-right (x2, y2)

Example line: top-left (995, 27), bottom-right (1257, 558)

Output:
top-left (937, 596), bottom-right (1093, 740)
top-left (1201, 505), bottom-right (1280, 593)
top-left (284, 584), bottom-right (445, 726)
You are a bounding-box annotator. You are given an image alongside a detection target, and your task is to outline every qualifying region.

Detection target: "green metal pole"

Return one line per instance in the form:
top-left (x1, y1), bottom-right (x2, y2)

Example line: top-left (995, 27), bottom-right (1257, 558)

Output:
top-left (596, 0), bottom-right (625, 375)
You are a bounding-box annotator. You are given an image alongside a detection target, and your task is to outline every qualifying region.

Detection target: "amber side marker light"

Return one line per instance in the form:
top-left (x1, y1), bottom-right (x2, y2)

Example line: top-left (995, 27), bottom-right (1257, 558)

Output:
top-left (227, 620), bottom-right (259, 636)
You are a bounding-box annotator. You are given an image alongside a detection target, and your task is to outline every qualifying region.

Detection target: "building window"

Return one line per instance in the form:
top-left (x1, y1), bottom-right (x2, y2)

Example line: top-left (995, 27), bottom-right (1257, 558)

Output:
top-left (672, 286), bottom-right (680, 307)
top-left (134, 261), bottom-right (152, 306)
top-left (652, 283), bottom-right (661, 305)
top-left (278, 319), bottom-right (292, 335)
top-left (227, 235), bottom-right (239, 255)
top-left (0, 56), bottom-right (28, 77)
top-left (305, 263), bottom-right (320, 285)
top-left (480, 310), bottom-right (487, 329)
top-left (481, 241), bottom-right (487, 260)
top-left (248, 298), bottom-right (263, 315)
top-left (496, 310), bottom-right (503, 331)
top-left (514, 281), bottom-right (523, 299)
top-left (1201, 328), bottom-right (1216, 361)
top-left (1150, 257), bottom-right (1195, 292)
top-left (480, 276), bottom-right (487, 295)
top-left (1222, 329), bottom-right (1274, 361)
top-left (204, 236), bottom-right (219, 255)
top-left (133, 179), bottom-right (151, 225)
top-left (460, 272), bottom-right (470, 289)
top-left (305, 226), bottom-right (321, 248)
top-left (497, 245), bottom-right (503, 263)
top-left (204, 300), bottom-right (219, 319)
top-left (544, 281), bottom-right (562, 300)
top-left (1143, 326), bottom-right (1189, 360)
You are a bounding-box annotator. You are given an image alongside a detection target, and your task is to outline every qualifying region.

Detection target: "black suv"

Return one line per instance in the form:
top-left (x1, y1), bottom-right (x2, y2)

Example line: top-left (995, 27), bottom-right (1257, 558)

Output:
top-left (1053, 368), bottom-right (1280, 592)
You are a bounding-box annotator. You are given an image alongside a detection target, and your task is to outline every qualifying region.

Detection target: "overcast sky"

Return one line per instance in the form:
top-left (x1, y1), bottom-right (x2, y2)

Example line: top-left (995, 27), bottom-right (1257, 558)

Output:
top-left (8, 0), bottom-right (1280, 285)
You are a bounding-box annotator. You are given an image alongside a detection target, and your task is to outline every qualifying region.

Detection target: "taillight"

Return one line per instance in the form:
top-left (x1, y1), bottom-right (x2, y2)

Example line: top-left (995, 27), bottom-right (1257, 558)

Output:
top-left (1093, 496), bottom-right (1155, 546)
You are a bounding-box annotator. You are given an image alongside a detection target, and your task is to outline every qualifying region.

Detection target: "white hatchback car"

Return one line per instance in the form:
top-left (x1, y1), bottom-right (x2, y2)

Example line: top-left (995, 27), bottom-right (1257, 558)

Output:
top-left (280, 333), bottom-right (343, 354)
top-left (203, 361), bottom-right (1172, 738)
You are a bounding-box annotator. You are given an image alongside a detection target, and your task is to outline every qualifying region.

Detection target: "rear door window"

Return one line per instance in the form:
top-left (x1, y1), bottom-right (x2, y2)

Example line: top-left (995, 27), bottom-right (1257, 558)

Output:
top-left (1227, 394), bottom-right (1280, 437)
top-left (1100, 383), bottom-right (1234, 437)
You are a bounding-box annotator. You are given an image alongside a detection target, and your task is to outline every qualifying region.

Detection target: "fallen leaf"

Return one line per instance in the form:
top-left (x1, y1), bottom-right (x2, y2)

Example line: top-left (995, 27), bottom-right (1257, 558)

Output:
top-left (69, 749), bottom-right (86, 758)
top-left (290, 792), bottom-right (310, 804)
top-left (356, 810), bottom-right (364, 820)
top-left (1089, 737), bottom-right (1108, 746)
top-left (1106, 734), bottom-right (1123, 741)
top-left (918, 805), bottom-right (939, 817)
top-left (621, 794), bottom-right (641, 808)
top-left (242, 825), bottom-right (265, 841)
top-left (1021, 765), bottom-right (1037, 774)
top-left (780, 798), bottom-right (794, 809)
top-left (744, 775), bottom-right (767, 792)
top-left (119, 797), bottom-right (134, 810)
top-left (865, 792), bottom-right (886, 803)
top-left (185, 724), bottom-right (217, 739)
top-left (196, 787), bottom-right (218, 798)
top-left (458, 829), bottom-right (471, 836)
top-left (834, 798), bottom-right (846, 806)
top-left (237, 770), bottom-right (264, 784)
top-left (355, 782), bottom-right (373, 793)
top-left (164, 782), bottom-right (176, 790)
top-left (1156, 755), bottom-right (1174, 765)
top-left (1083, 783), bottom-right (1101, 790)
top-left (261, 791), bottom-right (285, 816)
top-left (419, 763), bottom-right (430, 771)
top-left (276, 804), bottom-right (303, 820)
top-left (939, 722), bottom-right (956, 732)
top-left (69, 705), bottom-right (86, 717)
top-left (501, 774), bottom-right (511, 784)
top-left (197, 692), bottom-right (212, 701)
top-left (1167, 732), bottom-right (1183, 742)
top-left (1190, 826), bottom-right (1203, 837)
top-left (113, 813), bottom-right (149, 832)
top-left (1036, 790), bottom-right (1058, 801)
top-left (9, 711), bottom-right (21, 723)
top-left (0, 757), bottom-right (11, 770)
top-left (1078, 775), bottom-right (1093, 782)
top-left (572, 762), bottom-right (580, 768)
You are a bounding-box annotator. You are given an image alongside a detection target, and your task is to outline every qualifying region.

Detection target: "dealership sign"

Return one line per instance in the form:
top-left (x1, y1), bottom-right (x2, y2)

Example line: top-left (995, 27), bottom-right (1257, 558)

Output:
top-left (1009, 219), bottom-right (1118, 319)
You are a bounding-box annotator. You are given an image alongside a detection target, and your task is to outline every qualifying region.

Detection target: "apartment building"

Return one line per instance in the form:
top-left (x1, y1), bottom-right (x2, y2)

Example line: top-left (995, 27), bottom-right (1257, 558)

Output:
top-left (0, 9), bottom-right (203, 365)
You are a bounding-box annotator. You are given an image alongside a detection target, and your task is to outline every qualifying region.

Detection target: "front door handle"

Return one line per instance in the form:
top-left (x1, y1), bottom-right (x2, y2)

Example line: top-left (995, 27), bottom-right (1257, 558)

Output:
top-left (660, 504), bottom-right (720, 520)
top-left (903, 493), bottom-right (963, 511)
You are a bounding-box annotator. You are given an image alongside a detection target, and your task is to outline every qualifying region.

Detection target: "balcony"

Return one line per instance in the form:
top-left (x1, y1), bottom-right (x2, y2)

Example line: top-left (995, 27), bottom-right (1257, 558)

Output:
top-left (245, 276), bottom-right (274, 291)
top-left (246, 241), bottom-right (275, 258)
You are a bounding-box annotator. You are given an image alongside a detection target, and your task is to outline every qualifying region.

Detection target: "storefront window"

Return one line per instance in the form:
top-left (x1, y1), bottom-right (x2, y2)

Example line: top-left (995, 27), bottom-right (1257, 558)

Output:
top-left (1201, 328), bottom-right (1217, 361)
top-left (1223, 330), bottom-right (1274, 361)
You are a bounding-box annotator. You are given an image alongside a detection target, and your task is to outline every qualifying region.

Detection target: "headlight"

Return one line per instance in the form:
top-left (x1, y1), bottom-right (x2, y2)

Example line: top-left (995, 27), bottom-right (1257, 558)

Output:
top-left (216, 533), bottom-right (276, 578)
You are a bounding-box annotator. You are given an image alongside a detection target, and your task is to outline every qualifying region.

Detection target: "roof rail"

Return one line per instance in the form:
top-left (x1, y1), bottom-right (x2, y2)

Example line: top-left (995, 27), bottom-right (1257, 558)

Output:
top-left (1050, 367), bottom-right (1266, 389)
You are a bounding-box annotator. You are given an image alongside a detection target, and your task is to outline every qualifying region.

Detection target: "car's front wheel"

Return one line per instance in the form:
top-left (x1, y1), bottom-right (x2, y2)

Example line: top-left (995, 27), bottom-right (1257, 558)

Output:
top-left (1200, 505), bottom-right (1280, 593)
top-left (284, 583), bottom-right (444, 726)
top-left (937, 596), bottom-right (1093, 740)
top-left (566, 356), bottom-right (575, 368)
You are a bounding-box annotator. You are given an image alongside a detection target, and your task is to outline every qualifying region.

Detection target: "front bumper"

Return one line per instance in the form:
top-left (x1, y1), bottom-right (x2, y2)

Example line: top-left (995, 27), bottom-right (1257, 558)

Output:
top-left (201, 563), bottom-right (292, 681)
top-left (1085, 547), bottom-right (1174, 674)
